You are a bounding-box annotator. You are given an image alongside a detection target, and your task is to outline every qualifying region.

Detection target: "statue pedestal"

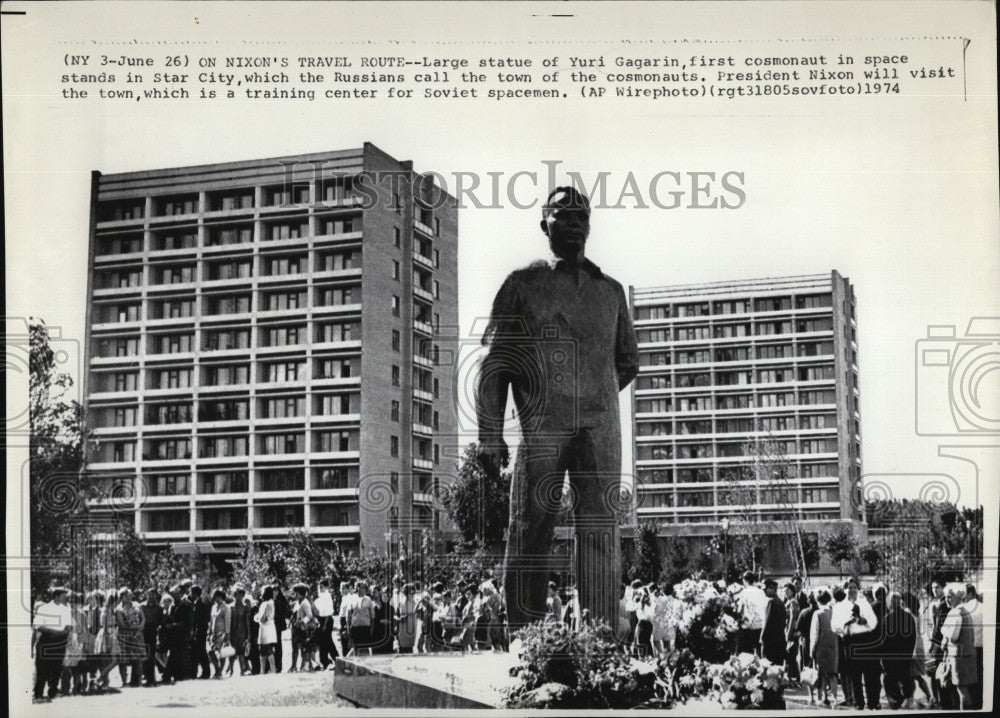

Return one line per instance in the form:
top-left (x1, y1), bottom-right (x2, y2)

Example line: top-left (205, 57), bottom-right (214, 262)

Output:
top-left (333, 651), bottom-right (518, 708)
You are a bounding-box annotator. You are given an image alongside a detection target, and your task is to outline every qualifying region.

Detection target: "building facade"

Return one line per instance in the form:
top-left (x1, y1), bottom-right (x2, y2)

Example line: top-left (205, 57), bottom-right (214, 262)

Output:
top-left (82, 143), bottom-right (458, 554)
top-left (630, 272), bottom-right (864, 569)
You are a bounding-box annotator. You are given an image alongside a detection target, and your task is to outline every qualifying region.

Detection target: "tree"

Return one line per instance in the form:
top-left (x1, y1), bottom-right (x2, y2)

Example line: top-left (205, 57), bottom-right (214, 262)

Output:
top-left (147, 551), bottom-right (222, 594)
top-left (630, 521), bottom-right (662, 584)
top-left (823, 526), bottom-right (859, 578)
top-left (29, 318), bottom-right (89, 598)
top-left (443, 443), bottom-right (511, 551)
top-left (717, 435), bottom-right (805, 576)
top-left (286, 528), bottom-right (334, 587)
top-left (859, 540), bottom-right (885, 574)
top-left (659, 537), bottom-right (694, 587)
top-left (800, 533), bottom-right (821, 573)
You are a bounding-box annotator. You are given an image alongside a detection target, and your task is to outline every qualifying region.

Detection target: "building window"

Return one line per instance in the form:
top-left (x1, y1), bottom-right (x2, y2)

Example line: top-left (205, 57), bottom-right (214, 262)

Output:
top-left (258, 469), bottom-right (305, 492)
top-left (316, 358), bottom-right (351, 379)
top-left (393, 260), bottom-right (400, 281)
top-left (392, 365), bottom-right (400, 386)
top-left (392, 295), bottom-right (400, 317)
top-left (433, 378), bottom-right (439, 398)
top-left (318, 216), bottom-right (356, 235)
top-left (390, 472), bottom-right (399, 494)
top-left (390, 436), bottom-right (399, 457)
top-left (394, 227), bottom-right (401, 248)
top-left (392, 329), bottom-right (400, 352)
top-left (391, 400), bottom-right (400, 422)
top-left (434, 217), bottom-right (440, 236)
top-left (433, 249), bottom-right (439, 268)
top-left (315, 467), bottom-right (350, 490)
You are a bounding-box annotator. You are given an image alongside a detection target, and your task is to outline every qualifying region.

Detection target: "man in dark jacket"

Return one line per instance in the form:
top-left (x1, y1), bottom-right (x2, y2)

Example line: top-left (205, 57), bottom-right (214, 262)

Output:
top-left (881, 592), bottom-right (917, 709)
top-left (169, 583), bottom-right (193, 681)
top-left (272, 582), bottom-right (290, 672)
top-left (760, 579), bottom-right (787, 665)
top-left (141, 587), bottom-right (164, 686)
top-left (189, 585), bottom-right (212, 678)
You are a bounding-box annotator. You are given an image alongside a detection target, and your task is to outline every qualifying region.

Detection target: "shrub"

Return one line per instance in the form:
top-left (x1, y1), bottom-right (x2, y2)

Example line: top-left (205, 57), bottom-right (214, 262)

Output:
top-left (502, 621), bottom-right (661, 709)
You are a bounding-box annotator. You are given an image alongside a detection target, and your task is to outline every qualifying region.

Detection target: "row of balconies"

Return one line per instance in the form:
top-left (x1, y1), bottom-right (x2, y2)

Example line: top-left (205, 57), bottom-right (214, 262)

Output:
top-left (93, 225), bottom-right (364, 263)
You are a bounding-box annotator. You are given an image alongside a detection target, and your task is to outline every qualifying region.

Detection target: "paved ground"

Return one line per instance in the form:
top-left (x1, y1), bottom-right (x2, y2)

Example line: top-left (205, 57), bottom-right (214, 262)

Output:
top-left (26, 668), bottom-right (354, 712)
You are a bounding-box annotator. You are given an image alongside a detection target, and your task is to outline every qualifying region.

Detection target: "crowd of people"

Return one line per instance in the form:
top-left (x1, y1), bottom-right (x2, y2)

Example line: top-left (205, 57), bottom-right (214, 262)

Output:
top-left (615, 572), bottom-right (985, 711)
top-left (31, 573), bottom-right (511, 703)
top-left (32, 571), bottom-right (986, 711)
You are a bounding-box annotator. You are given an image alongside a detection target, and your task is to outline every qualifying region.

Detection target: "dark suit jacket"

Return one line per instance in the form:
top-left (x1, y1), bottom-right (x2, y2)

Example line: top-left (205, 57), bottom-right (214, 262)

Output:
top-left (761, 596), bottom-right (788, 663)
top-left (141, 601), bottom-right (163, 643)
top-left (273, 592), bottom-right (290, 633)
top-left (881, 607), bottom-right (917, 663)
top-left (192, 598), bottom-right (211, 640)
top-left (174, 597), bottom-right (194, 643)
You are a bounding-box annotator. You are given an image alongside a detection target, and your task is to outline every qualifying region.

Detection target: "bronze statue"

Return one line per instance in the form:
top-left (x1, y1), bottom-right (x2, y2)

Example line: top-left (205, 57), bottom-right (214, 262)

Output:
top-left (477, 186), bottom-right (639, 631)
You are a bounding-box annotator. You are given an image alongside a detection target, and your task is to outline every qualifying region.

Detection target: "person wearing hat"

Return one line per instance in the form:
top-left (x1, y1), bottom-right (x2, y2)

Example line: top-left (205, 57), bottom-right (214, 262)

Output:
top-left (476, 186), bottom-right (639, 633)
top-left (32, 586), bottom-right (72, 702)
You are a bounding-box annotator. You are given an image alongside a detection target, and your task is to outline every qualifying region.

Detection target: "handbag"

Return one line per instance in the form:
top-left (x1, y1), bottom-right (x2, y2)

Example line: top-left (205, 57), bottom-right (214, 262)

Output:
top-left (800, 667), bottom-right (819, 687)
top-left (219, 642), bottom-right (236, 659)
top-left (934, 660), bottom-right (952, 686)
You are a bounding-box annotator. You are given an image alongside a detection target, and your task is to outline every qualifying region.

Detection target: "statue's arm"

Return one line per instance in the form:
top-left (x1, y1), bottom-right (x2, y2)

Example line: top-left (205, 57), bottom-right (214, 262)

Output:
top-left (614, 283), bottom-right (639, 390)
top-left (476, 275), bottom-right (520, 446)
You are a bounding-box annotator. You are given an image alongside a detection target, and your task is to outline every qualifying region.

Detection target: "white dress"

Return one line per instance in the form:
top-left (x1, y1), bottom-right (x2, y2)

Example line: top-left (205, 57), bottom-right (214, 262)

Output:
top-left (256, 599), bottom-right (277, 645)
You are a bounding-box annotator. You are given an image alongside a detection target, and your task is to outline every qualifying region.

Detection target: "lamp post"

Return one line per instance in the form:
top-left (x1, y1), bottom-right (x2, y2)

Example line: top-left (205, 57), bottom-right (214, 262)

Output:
top-left (721, 517), bottom-right (730, 581)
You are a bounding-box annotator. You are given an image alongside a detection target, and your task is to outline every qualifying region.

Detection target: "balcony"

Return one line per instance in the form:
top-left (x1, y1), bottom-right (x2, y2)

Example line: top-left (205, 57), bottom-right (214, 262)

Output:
top-left (413, 285), bottom-right (435, 303)
top-left (413, 492), bottom-right (434, 504)
top-left (412, 422), bottom-right (434, 437)
top-left (413, 250), bottom-right (434, 270)
top-left (412, 457), bottom-right (433, 470)
top-left (413, 319), bottom-right (433, 336)
top-left (414, 219), bottom-right (435, 238)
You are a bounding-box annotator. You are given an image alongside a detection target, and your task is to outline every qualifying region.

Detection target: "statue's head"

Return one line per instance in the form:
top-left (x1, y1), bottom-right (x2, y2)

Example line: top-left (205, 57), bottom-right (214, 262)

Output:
top-left (541, 186), bottom-right (591, 263)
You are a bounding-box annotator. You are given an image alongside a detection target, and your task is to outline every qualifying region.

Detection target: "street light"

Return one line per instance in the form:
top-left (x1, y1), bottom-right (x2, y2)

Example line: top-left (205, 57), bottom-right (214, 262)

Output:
top-left (721, 517), bottom-right (730, 580)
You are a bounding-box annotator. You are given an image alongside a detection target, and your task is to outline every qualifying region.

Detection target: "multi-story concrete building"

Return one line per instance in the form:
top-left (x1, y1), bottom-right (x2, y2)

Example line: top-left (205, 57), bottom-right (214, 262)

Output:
top-left (629, 271), bottom-right (864, 569)
top-left (82, 143), bottom-right (457, 554)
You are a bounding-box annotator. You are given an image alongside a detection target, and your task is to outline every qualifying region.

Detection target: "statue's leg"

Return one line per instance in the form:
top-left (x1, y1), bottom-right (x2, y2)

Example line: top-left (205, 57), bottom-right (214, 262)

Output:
top-left (503, 436), bottom-right (565, 632)
top-left (568, 424), bottom-right (622, 632)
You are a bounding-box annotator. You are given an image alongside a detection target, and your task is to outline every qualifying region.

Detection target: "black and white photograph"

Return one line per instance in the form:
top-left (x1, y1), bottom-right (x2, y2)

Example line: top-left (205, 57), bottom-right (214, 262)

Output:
top-left (3, 1), bottom-right (997, 715)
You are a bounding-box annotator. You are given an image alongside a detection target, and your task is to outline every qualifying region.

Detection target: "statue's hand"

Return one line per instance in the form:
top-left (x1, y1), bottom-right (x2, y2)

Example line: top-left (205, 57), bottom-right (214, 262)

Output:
top-left (477, 438), bottom-right (509, 478)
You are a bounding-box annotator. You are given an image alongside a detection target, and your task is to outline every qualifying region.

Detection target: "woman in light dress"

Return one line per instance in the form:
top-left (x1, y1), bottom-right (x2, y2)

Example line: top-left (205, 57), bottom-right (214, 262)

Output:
top-left (208, 588), bottom-right (232, 678)
top-left (651, 584), bottom-right (677, 656)
top-left (395, 583), bottom-right (418, 654)
top-left (92, 589), bottom-right (120, 690)
top-left (255, 585), bottom-right (278, 674)
top-left (809, 588), bottom-right (839, 707)
top-left (114, 588), bottom-right (146, 687)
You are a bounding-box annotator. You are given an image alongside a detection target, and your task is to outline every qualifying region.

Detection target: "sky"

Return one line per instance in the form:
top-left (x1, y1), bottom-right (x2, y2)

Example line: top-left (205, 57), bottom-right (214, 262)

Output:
top-left (4, 1), bottom-right (998, 514)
